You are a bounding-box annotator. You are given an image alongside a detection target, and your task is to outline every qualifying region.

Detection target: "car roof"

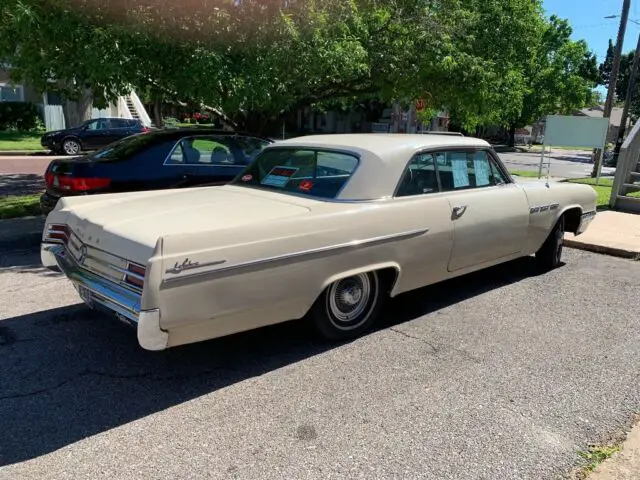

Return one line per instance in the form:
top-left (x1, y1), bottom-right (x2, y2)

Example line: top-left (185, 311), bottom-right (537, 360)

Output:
top-left (267, 133), bottom-right (493, 201)
top-left (275, 133), bottom-right (489, 164)
top-left (143, 128), bottom-right (274, 143)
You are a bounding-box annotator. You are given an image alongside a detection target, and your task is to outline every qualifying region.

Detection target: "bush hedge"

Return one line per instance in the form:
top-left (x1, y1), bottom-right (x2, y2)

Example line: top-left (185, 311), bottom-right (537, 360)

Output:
top-left (0, 102), bottom-right (41, 131)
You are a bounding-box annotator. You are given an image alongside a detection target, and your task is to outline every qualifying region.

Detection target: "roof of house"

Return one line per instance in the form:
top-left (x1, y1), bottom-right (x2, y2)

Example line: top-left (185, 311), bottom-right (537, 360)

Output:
top-left (576, 106), bottom-right (624, 127)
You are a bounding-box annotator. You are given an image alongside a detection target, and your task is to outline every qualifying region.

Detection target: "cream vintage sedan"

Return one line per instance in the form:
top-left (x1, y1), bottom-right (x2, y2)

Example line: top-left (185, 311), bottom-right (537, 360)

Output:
top-left (41, 134), bottom-right (597, 350)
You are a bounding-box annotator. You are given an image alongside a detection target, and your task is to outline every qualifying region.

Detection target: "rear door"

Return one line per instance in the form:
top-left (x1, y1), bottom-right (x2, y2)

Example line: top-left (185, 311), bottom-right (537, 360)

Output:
top-left (435, 149), bottom-right (530, 272)
top-left (106, 118), bottom-right (137, 144)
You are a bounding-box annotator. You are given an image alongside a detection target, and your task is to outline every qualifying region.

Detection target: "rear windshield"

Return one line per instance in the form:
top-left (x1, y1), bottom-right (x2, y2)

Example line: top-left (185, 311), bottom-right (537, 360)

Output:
top-left (231, 148), bottom-right (359, 199)
top-left (89, 133), bottom-right (157, 162)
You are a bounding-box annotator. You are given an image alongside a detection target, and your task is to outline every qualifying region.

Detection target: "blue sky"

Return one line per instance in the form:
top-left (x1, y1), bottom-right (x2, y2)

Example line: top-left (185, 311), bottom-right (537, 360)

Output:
top-left (543, 0), bottom-right (640, 60)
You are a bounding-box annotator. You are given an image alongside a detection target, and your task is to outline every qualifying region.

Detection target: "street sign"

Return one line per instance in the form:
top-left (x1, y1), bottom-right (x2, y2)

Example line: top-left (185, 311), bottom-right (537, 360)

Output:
top-left (415, 99), bottom-right (425, 111)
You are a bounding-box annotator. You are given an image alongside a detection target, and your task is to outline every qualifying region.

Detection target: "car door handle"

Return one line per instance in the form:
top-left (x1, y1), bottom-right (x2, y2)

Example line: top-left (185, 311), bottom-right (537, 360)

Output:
top-left (452, 205), bottom-right (468, 219)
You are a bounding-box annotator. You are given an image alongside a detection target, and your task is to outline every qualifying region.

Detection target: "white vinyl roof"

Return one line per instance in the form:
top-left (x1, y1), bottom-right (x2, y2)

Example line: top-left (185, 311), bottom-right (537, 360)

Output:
top-left (269, 134), bottom-right (492, 200)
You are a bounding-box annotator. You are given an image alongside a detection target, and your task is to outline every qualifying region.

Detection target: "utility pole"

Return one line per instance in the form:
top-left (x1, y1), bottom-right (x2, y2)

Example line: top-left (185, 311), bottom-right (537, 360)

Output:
top-left (593, 0), bottom-right (631, 178)
top-left (615, 27), bottom-right (640, 157)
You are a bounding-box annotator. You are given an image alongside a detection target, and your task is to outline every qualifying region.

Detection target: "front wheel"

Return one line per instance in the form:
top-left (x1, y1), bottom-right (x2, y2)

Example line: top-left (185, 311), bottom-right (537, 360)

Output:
top-left (310, 271), bottom-right (385, 341)
top-left (535, 215), bottom-right (565, 271)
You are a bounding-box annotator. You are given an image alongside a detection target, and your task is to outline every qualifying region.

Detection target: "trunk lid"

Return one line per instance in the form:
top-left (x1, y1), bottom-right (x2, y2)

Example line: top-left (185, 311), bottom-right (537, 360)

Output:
top-left (55, 186), bottom-right (312, 262)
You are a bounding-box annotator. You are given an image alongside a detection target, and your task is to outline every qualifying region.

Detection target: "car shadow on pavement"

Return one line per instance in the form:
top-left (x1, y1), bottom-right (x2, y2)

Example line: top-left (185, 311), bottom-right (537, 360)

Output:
top-left (0, 256), bottom-right (542, 466)
top-left (0, 174), bottom-right (44, 196)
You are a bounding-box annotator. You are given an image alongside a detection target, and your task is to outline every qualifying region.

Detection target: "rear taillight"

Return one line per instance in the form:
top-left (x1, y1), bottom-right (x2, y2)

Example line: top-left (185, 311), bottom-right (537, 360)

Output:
top-left (44, 224), bottom-right (69, 244)
top-left (141, 127), bottom-right (151, 133)
top-left (57, 176), bottom-right (111, 192)
top-left (45, 172), bottom-right (54, 188)
top-left (124, 262), bottom-right (146, 289)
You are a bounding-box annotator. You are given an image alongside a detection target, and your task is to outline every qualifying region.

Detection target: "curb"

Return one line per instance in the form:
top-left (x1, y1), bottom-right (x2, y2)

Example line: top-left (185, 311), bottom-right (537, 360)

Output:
top-left (0, 151), bottom-right (51, 157)
top-left (564, 238), bottom-right (640, 260)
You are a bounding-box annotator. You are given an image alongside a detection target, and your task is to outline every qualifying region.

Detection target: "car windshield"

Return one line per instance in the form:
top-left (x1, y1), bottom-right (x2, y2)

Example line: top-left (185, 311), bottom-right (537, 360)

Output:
top-left (88, 133), bottom-right (157, 162)
top-left (231, 147), bottom-right (359, 199)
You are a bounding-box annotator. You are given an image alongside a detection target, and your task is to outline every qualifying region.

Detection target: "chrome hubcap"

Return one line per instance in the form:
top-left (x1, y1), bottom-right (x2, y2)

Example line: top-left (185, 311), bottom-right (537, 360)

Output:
top-left (328, 273), bottom-right (372, 329)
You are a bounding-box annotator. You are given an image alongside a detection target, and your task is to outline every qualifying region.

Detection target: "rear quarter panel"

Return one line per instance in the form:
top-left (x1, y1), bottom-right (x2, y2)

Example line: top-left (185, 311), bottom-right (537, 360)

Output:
top-left (145, 197), bottom-right (454, 345)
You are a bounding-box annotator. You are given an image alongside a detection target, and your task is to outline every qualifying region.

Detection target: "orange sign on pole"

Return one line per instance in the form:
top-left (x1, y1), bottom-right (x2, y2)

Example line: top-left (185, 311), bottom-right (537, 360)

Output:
top-left (415, 98), bottom-right (425, 111)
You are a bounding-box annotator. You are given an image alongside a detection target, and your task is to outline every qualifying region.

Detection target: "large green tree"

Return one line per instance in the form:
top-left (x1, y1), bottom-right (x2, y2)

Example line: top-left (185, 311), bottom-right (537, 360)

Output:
top-left (0, 0), bottom-right (587, 134)
top-left (505, 15), bottom-right (599, 146)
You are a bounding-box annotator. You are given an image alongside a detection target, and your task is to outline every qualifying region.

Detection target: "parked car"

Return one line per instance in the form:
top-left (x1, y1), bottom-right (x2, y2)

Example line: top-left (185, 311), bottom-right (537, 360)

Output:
top-left (40, 128), bottom-right (274, 214)
top-left (41, 133), bottom-right (597, 351)
top-left (41, 117), bottom-right (151, 155)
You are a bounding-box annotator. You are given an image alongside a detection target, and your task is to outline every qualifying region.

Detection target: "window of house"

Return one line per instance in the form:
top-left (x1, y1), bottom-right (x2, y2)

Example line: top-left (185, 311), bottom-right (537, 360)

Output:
top-left (0, 84), bottom-right (24, 102)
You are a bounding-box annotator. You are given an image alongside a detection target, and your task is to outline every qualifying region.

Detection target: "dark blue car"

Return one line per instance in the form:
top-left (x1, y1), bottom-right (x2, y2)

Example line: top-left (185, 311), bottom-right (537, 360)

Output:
top-left (41, 128), bottom-right (273, 214)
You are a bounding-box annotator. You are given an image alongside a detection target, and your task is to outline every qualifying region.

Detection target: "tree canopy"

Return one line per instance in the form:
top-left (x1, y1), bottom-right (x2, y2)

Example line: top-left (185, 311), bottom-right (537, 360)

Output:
top-left (0, 0), bottom-right (600, 133)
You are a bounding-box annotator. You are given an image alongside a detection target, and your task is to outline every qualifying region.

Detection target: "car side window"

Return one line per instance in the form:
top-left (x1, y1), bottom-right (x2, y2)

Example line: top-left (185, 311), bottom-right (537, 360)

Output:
top-left (85, 120), bottom-right (99, 130)
top-left (166, 142), bottom-right (186, 164)
top-left (489, 155), bottom-right (508, 184)
top-left (234, 136), bottom-right (271, 163)
top-left (436, 150), bottom-right (501, 191)
top-left (396, 153), bottom-right (440, 197)
top-left (178, 137), bottom-right (236, 165)
top-left (110, 118), bottom-right (128, 129)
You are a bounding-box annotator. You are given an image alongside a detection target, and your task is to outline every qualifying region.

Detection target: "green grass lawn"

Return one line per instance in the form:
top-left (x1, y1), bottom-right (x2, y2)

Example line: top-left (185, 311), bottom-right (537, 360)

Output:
top-left (0, 131), bottom-right (45, 151)
top-left (509, 170), bottom-right (542, 178)
top-left (566, 177), bottom-right (640, 209)
top-left (0, 195), bottom-right (42, 219)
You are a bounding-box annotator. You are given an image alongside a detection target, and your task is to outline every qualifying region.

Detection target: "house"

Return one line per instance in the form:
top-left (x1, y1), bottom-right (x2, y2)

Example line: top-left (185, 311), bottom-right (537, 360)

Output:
top-left (0, 65), bottom-right (152, 131)
top-left (573, 105), bottom-right (630, 144)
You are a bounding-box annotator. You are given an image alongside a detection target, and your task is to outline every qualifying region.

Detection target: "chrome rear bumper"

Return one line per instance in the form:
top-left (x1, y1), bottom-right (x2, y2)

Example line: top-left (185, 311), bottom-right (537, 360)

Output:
top-left (43, 243), bottom-right (141, 324)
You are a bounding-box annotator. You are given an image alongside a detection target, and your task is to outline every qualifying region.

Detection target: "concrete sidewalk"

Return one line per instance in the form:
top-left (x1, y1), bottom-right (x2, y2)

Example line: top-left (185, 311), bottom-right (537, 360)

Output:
top-left (587, 419), bottom-right (640, 480)
top-left (564, 211), bottom-right (640, 260)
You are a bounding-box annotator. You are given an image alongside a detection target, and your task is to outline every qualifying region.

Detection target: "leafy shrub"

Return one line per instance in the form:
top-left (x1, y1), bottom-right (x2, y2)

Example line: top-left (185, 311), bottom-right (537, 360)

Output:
top-left (0, 102), bottom-right (42, 131)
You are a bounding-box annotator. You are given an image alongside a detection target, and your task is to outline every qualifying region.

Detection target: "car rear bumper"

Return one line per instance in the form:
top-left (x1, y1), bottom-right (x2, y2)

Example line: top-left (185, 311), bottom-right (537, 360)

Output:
top-left (42, 242), bottom-right (168, 350)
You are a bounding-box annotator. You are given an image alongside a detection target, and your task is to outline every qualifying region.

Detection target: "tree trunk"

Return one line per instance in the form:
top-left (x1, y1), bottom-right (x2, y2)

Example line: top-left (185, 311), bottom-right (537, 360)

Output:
top-left (63, 88), bottom-right (92, 128)
top-left (508, 123), bottom-right (517, 148)
top-left (153, 99), bottom-right (163, 128)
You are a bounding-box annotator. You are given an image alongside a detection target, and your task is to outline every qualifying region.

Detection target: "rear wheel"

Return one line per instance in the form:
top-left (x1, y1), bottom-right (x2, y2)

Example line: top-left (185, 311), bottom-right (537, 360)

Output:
top-left (310, 271), bottom-right (385, 341)
top-left (535, 215), bottom-right (565, 271)
top-left (62, 138), bottom-right (81, 155)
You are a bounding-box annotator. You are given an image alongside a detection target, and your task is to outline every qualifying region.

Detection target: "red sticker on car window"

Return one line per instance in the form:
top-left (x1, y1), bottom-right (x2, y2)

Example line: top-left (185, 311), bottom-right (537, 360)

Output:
top-left (299, 180), bottom-right (313, 191)
top-left (241, 174), bottom-right (253, 182)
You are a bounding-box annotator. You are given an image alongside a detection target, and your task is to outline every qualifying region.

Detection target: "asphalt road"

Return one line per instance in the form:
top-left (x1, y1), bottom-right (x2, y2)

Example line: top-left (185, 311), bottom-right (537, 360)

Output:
top-left (1, 237), bottom-right (639, 479)
top-left (497, 149), bottom-right (616, 179)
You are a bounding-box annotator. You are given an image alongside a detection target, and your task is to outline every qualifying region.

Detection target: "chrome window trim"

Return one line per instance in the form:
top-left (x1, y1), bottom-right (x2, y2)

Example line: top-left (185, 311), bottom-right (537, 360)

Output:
top-left (162, 227), bottom-right (428, 286)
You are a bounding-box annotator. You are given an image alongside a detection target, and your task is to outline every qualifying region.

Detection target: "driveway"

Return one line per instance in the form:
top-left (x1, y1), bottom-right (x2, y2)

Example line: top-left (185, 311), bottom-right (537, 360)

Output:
top-left (0, 239), bottom-right (639, 479)
top-left (497, 149), bottom-right (616, 179)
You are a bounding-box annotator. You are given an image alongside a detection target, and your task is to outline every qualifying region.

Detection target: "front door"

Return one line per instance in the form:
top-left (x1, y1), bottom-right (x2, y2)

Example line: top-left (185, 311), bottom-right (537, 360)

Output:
top-left (79, 119), bottom-right (110, 149)
top-left (434, 150), bottom-right (530, 272)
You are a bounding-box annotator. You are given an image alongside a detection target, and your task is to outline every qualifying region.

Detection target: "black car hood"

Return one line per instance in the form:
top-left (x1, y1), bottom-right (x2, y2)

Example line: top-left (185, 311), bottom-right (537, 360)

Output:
top-left (44, 127), bottom-right (82, 137)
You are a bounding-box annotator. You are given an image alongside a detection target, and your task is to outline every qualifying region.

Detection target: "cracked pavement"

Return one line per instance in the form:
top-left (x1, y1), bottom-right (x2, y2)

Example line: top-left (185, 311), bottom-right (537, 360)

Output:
top-left (0, 244), bottom-right (639, 479)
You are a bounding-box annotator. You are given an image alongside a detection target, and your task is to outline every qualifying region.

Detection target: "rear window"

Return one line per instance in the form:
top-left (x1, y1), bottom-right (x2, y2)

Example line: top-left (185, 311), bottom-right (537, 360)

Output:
top-left (232, 148), bottom-right (359, 199)
top-left (89, 133), bottom-right (157, 162)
